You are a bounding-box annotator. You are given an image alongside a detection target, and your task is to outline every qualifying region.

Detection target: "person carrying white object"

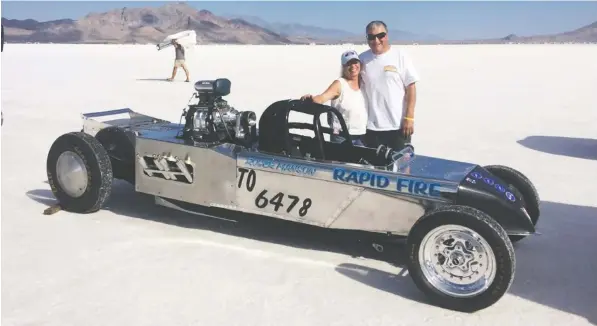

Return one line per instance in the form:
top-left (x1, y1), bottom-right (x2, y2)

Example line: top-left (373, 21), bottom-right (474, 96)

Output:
top-left (358, 20), bottom-right (419, 151)
top-left (300, 49), bottom-right (368, 146)
top-left (167, 38), bottom-right (190, 82)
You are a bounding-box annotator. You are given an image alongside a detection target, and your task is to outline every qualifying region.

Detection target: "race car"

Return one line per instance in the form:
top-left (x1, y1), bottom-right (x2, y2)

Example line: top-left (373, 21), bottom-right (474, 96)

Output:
top-left (45, 78), bottom-right (540, 312)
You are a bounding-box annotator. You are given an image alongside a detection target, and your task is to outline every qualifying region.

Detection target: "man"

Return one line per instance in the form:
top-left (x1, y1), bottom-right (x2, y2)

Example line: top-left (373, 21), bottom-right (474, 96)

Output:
top-left (358, 20), bottom-right (419, 150)
top-left (167, 38), bottom-right (190, 82)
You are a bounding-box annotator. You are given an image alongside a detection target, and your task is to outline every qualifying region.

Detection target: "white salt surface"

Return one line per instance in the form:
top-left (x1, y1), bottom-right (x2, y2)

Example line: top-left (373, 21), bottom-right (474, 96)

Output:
top-left (2, 44), bottom-right (597, 326)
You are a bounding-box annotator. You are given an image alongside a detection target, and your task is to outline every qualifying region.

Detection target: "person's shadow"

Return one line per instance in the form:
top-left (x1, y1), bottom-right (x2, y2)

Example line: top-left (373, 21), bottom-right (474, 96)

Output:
top-left (26, 181), bottom-right (597, 323)
top-left (518, 135), bottom-right (597, 160)
top-left (136, 78), bottom-right (171, 82)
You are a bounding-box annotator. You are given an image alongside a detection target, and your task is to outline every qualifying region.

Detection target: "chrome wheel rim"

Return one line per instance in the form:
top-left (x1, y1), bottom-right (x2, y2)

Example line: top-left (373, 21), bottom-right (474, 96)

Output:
top-left (56, 151), bottom-right (88, 198)
top-left (418, 224), bottom-right (497, 298)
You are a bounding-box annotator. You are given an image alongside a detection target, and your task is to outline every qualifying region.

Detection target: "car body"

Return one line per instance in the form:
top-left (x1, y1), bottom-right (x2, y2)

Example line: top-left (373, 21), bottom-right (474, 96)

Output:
top-left (46, 78), bottom-right (541, 312)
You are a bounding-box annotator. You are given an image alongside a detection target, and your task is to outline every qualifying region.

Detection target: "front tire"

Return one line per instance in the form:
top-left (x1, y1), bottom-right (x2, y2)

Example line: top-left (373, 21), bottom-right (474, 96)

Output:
top-left (484, 165), bottom-right (540, 242)
top-left (406, 205), bottom-right (515, 312)
top-left (46, 132), bottom-right (113, 213)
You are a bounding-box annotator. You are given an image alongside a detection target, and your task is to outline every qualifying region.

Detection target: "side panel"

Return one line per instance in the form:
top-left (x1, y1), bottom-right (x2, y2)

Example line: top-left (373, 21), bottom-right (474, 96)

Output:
top-left (134, 137), bottom-right (238, 206)
top-left (234, 151), bottom-right (458, 235)
top-left (234, 162), bottom-right (361, 227)
top-left (328, 191), bottom-right (430, 235)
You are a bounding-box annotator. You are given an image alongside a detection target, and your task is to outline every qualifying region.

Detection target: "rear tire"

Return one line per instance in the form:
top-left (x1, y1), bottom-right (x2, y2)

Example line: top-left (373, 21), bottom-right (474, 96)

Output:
top-left (95, 126), bottom-right (136, 184)
top-left (406, 205), bottom-right (515, 312)
top-left (484, 165), bottom-right (540, 242)
top-left (46, 132), bottom-right (113, 213)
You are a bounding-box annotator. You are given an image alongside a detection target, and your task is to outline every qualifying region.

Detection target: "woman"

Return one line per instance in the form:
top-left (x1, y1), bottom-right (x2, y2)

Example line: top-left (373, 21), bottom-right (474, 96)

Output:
top-left (300, 50), bottom-right (368, 146)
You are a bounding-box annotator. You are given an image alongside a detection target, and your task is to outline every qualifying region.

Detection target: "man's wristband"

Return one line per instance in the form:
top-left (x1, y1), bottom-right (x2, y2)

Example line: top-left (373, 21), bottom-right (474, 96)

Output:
top-left (404, 117), bottom-right (414, 121)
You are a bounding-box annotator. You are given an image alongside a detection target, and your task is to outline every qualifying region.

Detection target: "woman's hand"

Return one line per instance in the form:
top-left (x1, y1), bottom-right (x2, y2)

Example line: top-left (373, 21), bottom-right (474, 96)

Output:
top-left (300, 94), bottom-right (313, 101)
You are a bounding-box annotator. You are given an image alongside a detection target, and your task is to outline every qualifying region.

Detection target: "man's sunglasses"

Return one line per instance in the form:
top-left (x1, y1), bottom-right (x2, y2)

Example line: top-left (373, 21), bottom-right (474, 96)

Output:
top-left (367, 32), bottom-right (387, 41)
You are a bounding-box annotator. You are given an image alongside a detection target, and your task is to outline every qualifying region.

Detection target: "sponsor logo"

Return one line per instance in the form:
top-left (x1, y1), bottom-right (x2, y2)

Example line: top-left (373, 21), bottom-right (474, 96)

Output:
top-left (469, 171), bottom-right (516, 202)
top-left (471, 172), bottom-right (483, 179)
top-left (332, 168), bottom-right (442, 197)
top-left (245, 157), bottom-right (316, 176)
top-left (505, 191), bottom-right (516, 202)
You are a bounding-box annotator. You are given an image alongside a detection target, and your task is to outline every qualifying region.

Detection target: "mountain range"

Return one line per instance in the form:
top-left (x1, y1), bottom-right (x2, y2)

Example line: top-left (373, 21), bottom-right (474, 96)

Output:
top-left (2, 2), bottom-right (596, 45)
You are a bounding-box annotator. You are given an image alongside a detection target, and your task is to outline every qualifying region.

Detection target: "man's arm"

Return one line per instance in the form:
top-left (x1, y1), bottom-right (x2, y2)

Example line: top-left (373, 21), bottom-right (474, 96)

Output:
top-left (404, 82), bottom-right (416, 119)
top-left (399, 50), bottom-right (419, 135)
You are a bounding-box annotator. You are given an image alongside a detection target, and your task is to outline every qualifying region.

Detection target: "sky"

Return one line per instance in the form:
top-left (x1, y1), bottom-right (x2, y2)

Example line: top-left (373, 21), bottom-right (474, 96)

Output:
top-left (1, 1), bottom-right (597, 40)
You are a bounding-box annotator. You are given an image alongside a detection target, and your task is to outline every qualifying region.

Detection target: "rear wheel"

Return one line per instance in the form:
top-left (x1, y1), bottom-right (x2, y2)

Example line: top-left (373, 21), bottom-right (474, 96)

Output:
top-left (406, 205), bottom-right (515, 312)
top-left (95, 126), bottom-right (136, 184)
top-left (46, 132), bottom-right (113, 213)
top-left (484, 165), bottom-right (540, 242)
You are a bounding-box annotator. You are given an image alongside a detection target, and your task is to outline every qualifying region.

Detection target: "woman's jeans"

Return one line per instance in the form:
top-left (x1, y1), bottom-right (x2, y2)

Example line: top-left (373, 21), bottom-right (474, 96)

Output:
top-left (330, 133), bottom-right (366, 146)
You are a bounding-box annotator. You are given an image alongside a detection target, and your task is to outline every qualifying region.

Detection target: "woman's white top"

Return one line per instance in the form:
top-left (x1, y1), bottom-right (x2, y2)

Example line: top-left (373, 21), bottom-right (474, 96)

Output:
top-left (329, 77), bottom-right (368, 135)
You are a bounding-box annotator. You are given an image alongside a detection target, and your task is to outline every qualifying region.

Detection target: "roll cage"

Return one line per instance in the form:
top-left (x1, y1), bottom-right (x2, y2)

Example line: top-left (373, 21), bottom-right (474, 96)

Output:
top-left (258, 99), bottom-right (354, 160)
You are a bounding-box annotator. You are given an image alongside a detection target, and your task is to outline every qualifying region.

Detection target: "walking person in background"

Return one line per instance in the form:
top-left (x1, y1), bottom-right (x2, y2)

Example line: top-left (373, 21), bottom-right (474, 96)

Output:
top-left (359, 20), bottom-right (420, 150)
top-left (167, 38), bottom-right (190, 82)
top-left (300, 50), bottom-right (368, 146)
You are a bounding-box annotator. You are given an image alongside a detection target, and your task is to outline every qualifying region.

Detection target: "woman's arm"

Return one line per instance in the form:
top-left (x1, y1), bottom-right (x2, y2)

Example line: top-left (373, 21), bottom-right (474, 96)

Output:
top-left (300, 80), bottom-right (341, 104)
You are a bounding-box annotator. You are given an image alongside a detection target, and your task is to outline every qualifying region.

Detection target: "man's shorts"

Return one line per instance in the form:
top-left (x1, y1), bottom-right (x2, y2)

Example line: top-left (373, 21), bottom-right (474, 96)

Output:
top-left (174, 59), bottom-right (186, 68)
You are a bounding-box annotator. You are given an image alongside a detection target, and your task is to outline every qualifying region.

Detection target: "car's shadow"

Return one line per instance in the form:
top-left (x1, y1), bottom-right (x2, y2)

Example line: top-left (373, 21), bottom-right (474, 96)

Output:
top-left (517, 135), bottom-right (597, 160)
top-left (335, 201), bottom-right (597, 323)
top-left (26, 183), bottom-right (597, 322)
top-left (27, 181), bottom-right (410, 265)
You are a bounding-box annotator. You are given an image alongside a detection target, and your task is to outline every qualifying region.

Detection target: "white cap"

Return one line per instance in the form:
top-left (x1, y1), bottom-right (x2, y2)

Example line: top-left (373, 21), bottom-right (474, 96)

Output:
top-left (341, 50), bottom-right (360, 66)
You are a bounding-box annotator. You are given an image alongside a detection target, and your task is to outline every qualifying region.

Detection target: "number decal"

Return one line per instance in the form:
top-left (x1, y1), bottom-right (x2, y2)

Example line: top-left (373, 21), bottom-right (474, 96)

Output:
top-left (239, 168), bottom-right (313, 217)
top-left (255, 189), bottom-right (268, 208)
top-left (237, 167), bottom-right (256, 192)
top-left (269, 192), bottom-right (284, 212)
top-left (286, 195), bottom-right (299, 213)
top-left (298, 198), bottom-right (312, 217)
top-left (253, 189), bottom-right (312, 217)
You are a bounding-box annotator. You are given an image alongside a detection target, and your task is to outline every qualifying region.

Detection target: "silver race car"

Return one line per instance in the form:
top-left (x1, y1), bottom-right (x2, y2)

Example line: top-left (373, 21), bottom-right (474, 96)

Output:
top-left (46, 78), bottom-right (540, 312)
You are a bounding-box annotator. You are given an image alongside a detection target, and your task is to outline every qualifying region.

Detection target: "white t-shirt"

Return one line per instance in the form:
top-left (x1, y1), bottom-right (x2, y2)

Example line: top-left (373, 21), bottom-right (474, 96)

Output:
top-left (329, 77), bottom-right (368, 135)
top-left (359, 46), bottom-right (420, 131)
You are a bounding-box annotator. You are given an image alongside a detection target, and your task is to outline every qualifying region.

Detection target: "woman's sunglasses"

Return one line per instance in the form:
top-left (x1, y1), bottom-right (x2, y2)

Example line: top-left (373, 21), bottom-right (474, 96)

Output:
top-left (367, 32), bottom-right (387, 41)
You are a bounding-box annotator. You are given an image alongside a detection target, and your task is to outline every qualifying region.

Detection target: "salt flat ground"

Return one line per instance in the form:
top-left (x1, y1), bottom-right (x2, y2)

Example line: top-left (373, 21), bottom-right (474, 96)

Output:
top-left (2, 43), bottom-right (597, 326)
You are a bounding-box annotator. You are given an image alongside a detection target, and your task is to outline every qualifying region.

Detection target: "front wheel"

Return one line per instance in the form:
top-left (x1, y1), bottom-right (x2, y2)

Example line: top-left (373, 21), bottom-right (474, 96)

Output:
top-left (406, 205), bottom-right (515, 312)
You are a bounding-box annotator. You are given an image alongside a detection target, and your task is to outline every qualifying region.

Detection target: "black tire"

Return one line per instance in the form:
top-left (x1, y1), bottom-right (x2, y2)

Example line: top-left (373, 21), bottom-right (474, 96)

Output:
top-left (46, 132), bottom-right (113, 213)
top-left (484, 165), bottom-right (540, 242)
top-left (406, 205), bottom-right (515, 312)
top-left (95, 127), bottom-right (136, 184)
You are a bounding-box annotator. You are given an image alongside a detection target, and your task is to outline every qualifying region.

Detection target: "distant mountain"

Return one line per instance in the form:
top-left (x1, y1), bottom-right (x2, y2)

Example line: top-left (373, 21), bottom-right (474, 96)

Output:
top-left (503, 20), bottom-right (597, 43)
top-left (1, 2), bottom-right (294, 44)
top-left (224, 13), bottom-right (443, 43)
top-left (444, 20), bottom-right (597, 44)
top-left (2, 2), bottom-right (595, 45)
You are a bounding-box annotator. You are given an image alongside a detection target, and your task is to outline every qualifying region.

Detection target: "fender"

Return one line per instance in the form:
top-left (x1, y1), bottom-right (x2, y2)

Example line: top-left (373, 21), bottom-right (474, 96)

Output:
top-left (95, 126), bottom-right (136, 184)
top-left (453, 166), bottom-right (535, 235)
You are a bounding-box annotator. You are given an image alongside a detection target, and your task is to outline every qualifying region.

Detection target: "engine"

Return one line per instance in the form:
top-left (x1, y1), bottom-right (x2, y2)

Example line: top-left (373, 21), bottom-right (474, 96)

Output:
top-left (180, 78), bottom-right (257, 144)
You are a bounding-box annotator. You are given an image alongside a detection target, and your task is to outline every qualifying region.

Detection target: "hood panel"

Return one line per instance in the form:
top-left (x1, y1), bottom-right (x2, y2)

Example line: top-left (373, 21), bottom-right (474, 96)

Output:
top-left (397, 154), bottom-right (478, 183)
